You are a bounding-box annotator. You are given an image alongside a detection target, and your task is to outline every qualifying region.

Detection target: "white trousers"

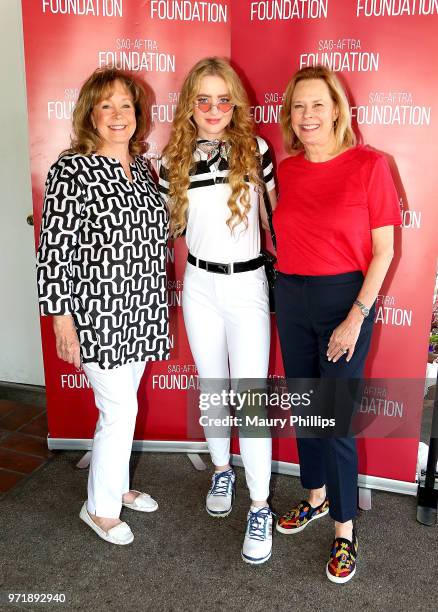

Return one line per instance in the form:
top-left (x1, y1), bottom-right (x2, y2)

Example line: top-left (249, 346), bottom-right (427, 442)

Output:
top-left (183, 263), bottom-right (272, 501)
top-left (82, 360), bottom-right (146, 518)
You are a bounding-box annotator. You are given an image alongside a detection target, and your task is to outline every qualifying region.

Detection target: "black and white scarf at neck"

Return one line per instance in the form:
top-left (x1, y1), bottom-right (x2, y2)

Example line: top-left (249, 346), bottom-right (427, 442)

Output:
top-left (196, 139), bottom-right (231, 167)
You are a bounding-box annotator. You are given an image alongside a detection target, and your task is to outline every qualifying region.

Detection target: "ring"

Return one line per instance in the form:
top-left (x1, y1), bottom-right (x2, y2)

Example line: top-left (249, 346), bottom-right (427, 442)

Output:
top-left (342, 348), bottom-right (348, 353)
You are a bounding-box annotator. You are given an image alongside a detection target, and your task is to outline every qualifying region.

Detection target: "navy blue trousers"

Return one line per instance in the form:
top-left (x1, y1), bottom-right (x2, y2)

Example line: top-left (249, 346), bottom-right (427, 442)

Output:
top-left (274, 271), bottom-right (375, 522)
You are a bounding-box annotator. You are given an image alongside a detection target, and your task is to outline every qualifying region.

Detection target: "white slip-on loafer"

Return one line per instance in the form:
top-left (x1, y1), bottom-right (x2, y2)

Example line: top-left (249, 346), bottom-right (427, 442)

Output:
top-left (122, 490), bottom-right (158, 512)
top-left (79, 502), bottom-right (134, 545)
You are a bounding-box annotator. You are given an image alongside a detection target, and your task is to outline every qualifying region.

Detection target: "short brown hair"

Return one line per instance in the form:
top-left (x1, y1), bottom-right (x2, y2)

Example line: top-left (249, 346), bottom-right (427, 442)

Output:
top-left (66, 67), bottom-right (152, 157)
top-left (280, 65), bottom-right (356, 154)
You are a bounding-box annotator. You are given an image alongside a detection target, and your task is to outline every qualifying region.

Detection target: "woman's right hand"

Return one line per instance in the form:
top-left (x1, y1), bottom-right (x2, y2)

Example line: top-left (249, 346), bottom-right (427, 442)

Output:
top-left (53, 315), bottom-right (81, 368)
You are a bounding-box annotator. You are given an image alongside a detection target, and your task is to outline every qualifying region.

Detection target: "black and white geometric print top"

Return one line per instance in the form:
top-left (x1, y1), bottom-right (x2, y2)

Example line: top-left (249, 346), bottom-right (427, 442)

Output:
top-left (158, 136), bottom-right (275, 263)
top-left (37, 154), bottom-right (169, 370)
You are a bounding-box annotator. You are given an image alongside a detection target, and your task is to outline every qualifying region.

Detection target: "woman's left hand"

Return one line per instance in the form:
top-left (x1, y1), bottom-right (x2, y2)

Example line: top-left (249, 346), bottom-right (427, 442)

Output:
top-left (327, 311), bottom-right (364, 363)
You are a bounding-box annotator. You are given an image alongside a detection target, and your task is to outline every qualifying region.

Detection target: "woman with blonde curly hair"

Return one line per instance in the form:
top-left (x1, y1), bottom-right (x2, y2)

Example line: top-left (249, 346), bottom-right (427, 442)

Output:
top-left (37, 67), bottom-right (169, 545)
top-left (159, 57), bottom-right (277, 564)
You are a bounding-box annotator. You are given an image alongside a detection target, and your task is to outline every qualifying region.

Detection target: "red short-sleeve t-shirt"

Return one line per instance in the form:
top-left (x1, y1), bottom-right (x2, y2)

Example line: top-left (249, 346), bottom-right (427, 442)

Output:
top-left (273, 145), bottom-right (402, 275)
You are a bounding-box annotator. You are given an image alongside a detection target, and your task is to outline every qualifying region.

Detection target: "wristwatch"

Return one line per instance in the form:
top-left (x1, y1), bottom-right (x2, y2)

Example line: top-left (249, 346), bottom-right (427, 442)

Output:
top-left (354, 299), bottom-right (370, 318)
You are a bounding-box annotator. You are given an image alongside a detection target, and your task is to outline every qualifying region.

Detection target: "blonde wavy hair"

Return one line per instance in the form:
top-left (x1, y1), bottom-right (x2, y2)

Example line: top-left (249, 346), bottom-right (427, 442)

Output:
top-left (280, 65), bottom-right (356, 154)
top-left (63, 67), bottom-right (152, 157)
top-left (163, 57), bottom-right (261, 237)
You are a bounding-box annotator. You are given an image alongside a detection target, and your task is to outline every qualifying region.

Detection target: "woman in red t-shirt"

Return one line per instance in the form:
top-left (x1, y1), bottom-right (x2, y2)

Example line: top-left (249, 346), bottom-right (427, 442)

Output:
top-left (273, 65), bottom-right (401, 584)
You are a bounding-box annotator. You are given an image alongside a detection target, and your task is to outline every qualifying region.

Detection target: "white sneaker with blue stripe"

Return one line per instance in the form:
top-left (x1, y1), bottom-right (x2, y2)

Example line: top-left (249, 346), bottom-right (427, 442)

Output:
top-left (241, 506), bottom-right (273, 565)
top-left (205, 468), bottom-right (236, 517)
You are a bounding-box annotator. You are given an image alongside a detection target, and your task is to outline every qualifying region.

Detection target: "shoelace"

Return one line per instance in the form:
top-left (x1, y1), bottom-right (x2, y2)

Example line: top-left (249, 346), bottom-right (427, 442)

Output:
top-left (210, 470), bottom-right (233, 497)
top-left (247, 507), bottom-right (271, 541)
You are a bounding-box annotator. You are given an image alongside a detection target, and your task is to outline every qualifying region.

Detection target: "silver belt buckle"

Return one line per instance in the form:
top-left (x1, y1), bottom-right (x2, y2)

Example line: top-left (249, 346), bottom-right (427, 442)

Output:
top-left (217, 263), bottom-right (230, 274)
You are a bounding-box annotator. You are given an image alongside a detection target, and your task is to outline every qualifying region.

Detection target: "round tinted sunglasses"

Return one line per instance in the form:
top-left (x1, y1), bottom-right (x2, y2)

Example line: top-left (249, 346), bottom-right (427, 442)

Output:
top-left (195, 100), bottom-right (235, 113)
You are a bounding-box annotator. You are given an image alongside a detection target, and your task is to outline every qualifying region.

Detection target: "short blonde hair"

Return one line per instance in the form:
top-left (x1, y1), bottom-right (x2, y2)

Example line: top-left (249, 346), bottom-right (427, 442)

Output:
top-left (66, 67), bottom-right (152, 157)
top-left (280, 65), bottom-right (356, 154)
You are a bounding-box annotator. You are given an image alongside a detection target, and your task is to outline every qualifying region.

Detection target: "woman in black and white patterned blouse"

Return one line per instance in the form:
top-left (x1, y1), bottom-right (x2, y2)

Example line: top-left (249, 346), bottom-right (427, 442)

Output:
top-left (37, 68), bottom-right (169, 545)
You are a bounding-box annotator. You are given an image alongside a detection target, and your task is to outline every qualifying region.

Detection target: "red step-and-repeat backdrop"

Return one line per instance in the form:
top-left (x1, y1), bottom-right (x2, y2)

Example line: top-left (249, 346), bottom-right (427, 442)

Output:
top-left (22, 0), bottom-right (438, 486)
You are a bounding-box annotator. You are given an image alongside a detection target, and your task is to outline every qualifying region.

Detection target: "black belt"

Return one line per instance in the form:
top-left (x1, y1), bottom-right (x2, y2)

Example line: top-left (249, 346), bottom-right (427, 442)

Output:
top-left (187, 252), bottom-right (265, 275)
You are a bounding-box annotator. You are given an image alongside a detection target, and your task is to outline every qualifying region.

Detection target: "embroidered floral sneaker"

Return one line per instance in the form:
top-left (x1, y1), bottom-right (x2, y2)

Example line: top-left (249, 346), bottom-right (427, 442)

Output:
top-left (205, 468), bottom-right (236, 517)
top-left (276, 498), bottom-right (329, 534)
top-left (326, 530), bottom-right (358, 584)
